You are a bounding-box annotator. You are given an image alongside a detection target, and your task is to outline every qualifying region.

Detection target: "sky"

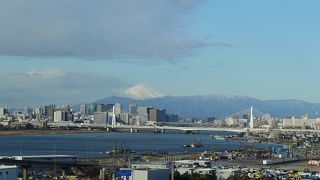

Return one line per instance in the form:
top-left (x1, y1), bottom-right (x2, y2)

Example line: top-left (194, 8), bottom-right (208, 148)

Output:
top-left (0, 0), bottom-right (320, 107)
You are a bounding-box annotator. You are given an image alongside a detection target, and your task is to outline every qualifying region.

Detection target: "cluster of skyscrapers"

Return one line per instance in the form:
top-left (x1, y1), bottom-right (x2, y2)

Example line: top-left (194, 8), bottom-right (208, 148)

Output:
top-left (0, 102), bottom-right (179, 128)
top-left (86, 103), bottom-right (178, 126)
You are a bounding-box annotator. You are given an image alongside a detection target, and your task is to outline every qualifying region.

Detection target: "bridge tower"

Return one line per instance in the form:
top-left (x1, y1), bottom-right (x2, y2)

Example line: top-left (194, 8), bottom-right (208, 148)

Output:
top-left (249, 106), bottom-right (254, 129)
top-left (112, 106), bottom-right (116, 126)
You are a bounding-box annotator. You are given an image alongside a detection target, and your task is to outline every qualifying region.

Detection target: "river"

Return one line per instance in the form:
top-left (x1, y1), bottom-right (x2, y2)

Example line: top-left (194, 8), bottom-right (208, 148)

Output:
top-left (0, 130), bottom-right (281, 157)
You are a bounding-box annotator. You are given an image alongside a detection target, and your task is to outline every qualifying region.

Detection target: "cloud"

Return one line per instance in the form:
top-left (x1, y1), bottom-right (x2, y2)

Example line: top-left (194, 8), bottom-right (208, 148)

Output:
top-left (0, 70), bottom-right (128, 107)
top-left (124, 84), bottom-right (164, 99)
top-left (0, 0), bottom-right (206, 62)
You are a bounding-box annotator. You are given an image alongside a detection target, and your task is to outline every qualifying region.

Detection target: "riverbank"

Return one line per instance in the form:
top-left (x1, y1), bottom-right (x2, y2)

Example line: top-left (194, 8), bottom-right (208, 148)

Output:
top-left (0, 129), bottom-right (104, 136)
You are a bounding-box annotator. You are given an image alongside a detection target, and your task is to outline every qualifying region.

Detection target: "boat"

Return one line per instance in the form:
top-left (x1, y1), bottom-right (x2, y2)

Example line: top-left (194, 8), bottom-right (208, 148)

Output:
top-left (183, 143), bottom-right (203, 148)
top-left (106, 148), bottom-right (135, 154)
top-left (210, 134), bottom-right (225, 140)
top-left (183, 140), bottom-right (204, 148)
top-left (106, 141), bottom-right (135, 154)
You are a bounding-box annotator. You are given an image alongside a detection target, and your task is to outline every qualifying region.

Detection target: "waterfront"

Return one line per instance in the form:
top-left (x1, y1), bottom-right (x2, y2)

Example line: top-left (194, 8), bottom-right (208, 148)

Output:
top-left (0, 130), bottom-right (281, 157)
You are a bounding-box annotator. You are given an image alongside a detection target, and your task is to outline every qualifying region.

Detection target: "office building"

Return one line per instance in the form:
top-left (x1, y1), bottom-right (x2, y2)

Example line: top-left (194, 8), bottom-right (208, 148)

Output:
top-left (129, 103), bottom-right (138, 115)
top-left (118, 113), bottom-right (129, 124)
top-left (167, 114), bottom-right (179, 122)
top-left (0, 107), bottom-right (7, 116)
top-left (80, 104), bottom-right (87, 114)
top-left (54, 111), bottom-right (67, 122)
top-left (89, 103), bottom-right (97, 114)
top-left (24, 107), bottom-right (33, 115)
top-left (137, 106), bottom-right (153, 117)
top-left (96, 104), bottom-right (104, 112)
top-left (47, 104), bottom-right (55, 122)
top-left (149, 109), bottom-right (166, 122)
top-left (96, 104), bottom-right (114, 113)
top-left (93, 112), bottom-right (108, 125)
top-left (114, 103), bottom-right (122, 115)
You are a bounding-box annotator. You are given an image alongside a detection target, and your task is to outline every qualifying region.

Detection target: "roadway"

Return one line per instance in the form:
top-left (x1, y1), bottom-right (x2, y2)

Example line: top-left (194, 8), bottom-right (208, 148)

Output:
top-left (48, 122), bottom-right (320, 133)
top-left (48, 122), bottom-right (247, 132)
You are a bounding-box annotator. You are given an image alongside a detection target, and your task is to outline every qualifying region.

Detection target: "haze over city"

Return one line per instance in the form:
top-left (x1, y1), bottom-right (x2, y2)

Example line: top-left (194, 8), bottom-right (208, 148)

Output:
top-left (1, 0), bottom-right (319, 107)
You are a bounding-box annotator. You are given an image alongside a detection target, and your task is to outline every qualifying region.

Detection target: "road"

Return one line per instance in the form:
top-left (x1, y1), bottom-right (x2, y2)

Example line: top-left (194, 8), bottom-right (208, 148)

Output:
top-left (47, 122), bottom-right (320, 133)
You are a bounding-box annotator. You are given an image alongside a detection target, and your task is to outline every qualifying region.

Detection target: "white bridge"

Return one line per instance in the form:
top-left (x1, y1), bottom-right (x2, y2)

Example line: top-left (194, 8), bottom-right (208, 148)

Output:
top-left (48, 122), bottom-right (320, 133)
top-left (48, 106), bottom-right (320, 133)
top-left (48, 122), bottom-right (247, 132)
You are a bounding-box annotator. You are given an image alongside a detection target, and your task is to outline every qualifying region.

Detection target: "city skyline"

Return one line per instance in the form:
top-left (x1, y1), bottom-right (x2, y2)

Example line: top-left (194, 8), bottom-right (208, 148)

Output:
top-left (1, 0), bottom-right (320, 107)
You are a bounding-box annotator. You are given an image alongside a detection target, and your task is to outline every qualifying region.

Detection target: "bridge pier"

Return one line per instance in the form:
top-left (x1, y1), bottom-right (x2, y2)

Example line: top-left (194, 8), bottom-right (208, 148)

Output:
top-left (184, 130), bottom-right (193, 134)
top-left (197, 130), bottom-right (200, 134)
top-left (154, 128), bottom-right (159, 133)
top-left (130, 128), bottom-right (139, 133)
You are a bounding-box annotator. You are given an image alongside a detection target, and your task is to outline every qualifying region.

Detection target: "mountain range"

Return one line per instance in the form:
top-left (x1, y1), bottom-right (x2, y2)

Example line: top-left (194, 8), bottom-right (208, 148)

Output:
top-left (93, 95), bottom-right (320, 118)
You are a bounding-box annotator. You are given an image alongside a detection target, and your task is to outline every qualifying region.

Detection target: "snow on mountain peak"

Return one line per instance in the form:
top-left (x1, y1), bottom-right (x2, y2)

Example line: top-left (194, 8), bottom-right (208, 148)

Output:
top-left (124, 84), bottom-right (164, 100)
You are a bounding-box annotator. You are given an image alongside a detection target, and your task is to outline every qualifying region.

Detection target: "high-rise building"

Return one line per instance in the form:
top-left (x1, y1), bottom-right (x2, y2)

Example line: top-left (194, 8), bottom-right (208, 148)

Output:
top-left (118, 113), bottom-right (129, 124)
top-left (89, 103), bottom-right (97, 114)
top-left (54, 111), bottom-right (67, 122)
top-left (137, 106), bottom-right (153, 116)
top-left (96, 104), bottom-right (114, 113)
top-left (137, 106), bottom-right (153, 124)
top-left (93, 112), bottom-right (108, 125)
top-left (80, 104), bottom-right (87, 114)
top-left (24, 107), bottom-right (33, 115)
top-left (0, 107), bottom-right (7, 116)
top-left (47, 104), bottom-right (55, 122)
top-left (137, 107), bottom-right (147, 116)
top-left (167, 114), bottom-right (179, 122)
top-left (129, 103), bottom-right (138, 115)
top-left (96, 104), bottom-right (104, 112)
top-left (114, 103), bottom-right (122, 115)
top-left (149, 109), bottom-right (166, 122)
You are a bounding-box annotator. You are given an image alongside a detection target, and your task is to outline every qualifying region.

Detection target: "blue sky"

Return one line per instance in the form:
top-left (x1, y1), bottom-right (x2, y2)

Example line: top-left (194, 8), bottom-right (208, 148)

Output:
top-left (0, 0), bottom-right (320, 107)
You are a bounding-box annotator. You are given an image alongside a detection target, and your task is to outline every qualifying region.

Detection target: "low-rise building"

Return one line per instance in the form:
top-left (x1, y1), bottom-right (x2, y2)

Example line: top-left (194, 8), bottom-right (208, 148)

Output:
top-left (0, 165), bottom-right (18, 180)
top-left (131, 162), bottom-right (170, 169)
top-left (216, 167), bottom-right (240, 180)
top-left (131, 169), bottom-right (170, 180)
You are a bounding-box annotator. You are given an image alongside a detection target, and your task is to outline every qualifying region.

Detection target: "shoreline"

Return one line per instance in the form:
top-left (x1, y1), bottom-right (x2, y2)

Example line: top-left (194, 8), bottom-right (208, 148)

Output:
top-left (0, 129), bottom-right (105, 136)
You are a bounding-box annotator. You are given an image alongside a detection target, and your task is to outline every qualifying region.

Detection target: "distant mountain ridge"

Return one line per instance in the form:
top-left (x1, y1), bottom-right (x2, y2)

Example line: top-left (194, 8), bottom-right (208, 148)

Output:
top-left (94, 95), bottom-right (320, 118)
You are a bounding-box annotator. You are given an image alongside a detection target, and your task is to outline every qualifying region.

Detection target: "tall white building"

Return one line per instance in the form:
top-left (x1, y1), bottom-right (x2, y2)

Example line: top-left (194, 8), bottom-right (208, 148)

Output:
top-left (54, 111), bottom-right (66, 122)
top-left (0, 107), bottom-right (7, 116)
